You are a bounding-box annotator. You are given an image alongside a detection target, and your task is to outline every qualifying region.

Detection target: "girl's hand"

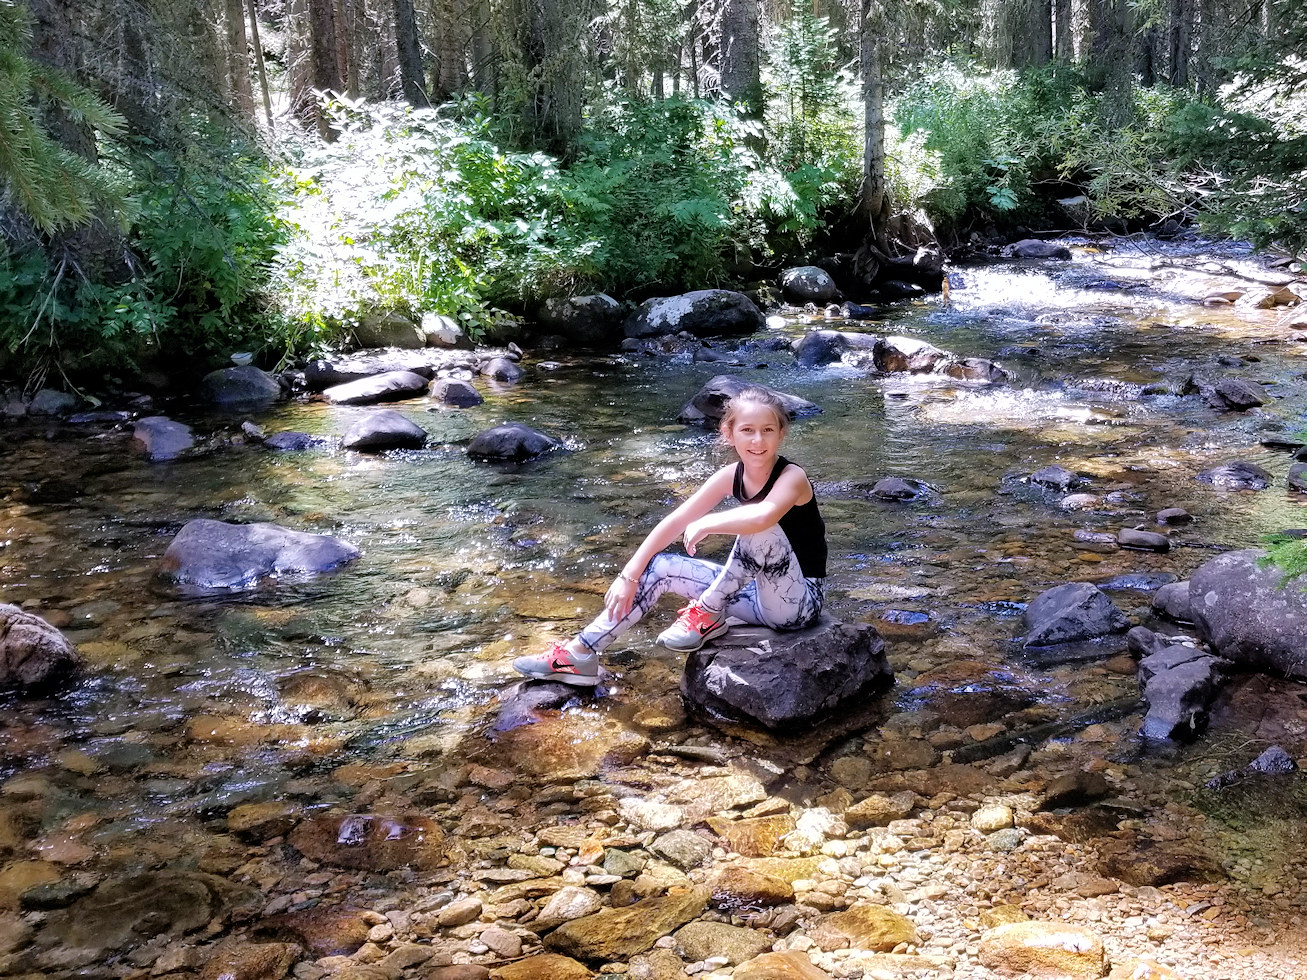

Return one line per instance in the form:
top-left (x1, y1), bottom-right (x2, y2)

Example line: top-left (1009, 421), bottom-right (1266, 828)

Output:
top-left (683, 519), bottom-right (708, 557)
top-left (604, 574), bottom-right (638, 620)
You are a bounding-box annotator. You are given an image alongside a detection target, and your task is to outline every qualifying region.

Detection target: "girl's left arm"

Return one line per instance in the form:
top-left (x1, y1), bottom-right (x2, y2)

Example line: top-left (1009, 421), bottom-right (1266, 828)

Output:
top-left (682, 465), bottom-right (810, 556)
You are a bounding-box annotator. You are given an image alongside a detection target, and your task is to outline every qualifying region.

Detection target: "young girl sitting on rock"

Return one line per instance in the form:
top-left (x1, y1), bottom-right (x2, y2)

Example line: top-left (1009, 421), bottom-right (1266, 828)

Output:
top-left (513, 385), bottom-right (827, 686)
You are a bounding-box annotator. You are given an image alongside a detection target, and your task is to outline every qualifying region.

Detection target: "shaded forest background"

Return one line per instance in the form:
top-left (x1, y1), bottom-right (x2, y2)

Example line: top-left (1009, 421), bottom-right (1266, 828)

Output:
top-left (0, 0), bottom-right (1304, 385)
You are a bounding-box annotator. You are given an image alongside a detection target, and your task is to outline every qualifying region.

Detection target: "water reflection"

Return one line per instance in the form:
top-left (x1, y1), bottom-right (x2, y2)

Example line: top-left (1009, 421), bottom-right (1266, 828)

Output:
top-left (1, 239), bottom-right (1305, 887)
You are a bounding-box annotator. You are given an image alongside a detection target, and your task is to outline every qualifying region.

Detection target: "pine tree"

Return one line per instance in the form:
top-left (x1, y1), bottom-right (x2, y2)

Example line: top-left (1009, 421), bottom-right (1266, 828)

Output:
top-left (0, 0), bottom-right (129, 236)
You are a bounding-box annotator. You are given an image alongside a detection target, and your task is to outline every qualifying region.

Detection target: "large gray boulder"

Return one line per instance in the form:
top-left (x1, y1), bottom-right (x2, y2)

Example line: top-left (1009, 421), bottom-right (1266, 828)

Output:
top-left (132, 417), bottom-right (195, 461)
top-left (624, 290), bottom-right (764, 339)
top-left (159, 519), bottom-right (360, 592)
top-left (1023, 582), bottom-right (1131, 648)
top-left (1189, 549), bottom-right (1307, 679)
top-left (467, 423), bottom-right (558, 461)
top-left (537, 293), bottom-right (624, 345)
top-left (323, 370), bottom-right (431, 405)
top-left (677, 375), bottom-right (819, 426)
top-left (681, 617), bottom-right (893, 730)
top-left (0, 604), bottom-right (80, 691)
top-left (352, 310), bottom-right (424, 349)
top-left (199, 366), bottom-right (284, 409)
top-left (780, 266), bottom-right (838, 303)
top-left (341, 410), bottom-right (429, 452)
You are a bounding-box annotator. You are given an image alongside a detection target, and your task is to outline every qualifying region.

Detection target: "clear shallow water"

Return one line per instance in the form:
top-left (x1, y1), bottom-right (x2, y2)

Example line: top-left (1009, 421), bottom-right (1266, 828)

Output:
top-left (2, 238), bottom-right (1306, 877)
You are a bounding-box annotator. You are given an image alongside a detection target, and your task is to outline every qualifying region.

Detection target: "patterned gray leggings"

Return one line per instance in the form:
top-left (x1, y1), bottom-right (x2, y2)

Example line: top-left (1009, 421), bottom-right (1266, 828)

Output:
top-left (576, 524), bottom-right (824, 654)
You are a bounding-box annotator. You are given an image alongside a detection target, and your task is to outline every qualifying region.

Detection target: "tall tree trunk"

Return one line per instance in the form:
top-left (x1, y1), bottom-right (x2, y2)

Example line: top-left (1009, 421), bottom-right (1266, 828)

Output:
top-left (1053, 0), bottom-right (1072, 57)
top-left (1085, 0), bottom-right (1132, 123)
top-left (719, 0), bottom-right (762, 116)
top-left (1135, 23), bottom-right (1157, 86)
top-left (1194, 0), bottom-right (1217, 93)
top-left (245, 0), bottom-right (275, 127)
top-left (333, 0), bottom-right (355, 96)
top-left (859, 0), bottom-right (889, 254)
top-left (1030, 0), bottom-right (1053, 63)
top-left (522, 0), bottom-right (586, 154)
top-left (224, 0), bottom-right (255, 115)
top-left (309, 0), bottom-right (342, 138)
top-left (394, 0), bottom-right (428, 105)
top-left (470, 0), bottom-right (493, 91)
top-left (1167, 0), bottom-right (1191, 86)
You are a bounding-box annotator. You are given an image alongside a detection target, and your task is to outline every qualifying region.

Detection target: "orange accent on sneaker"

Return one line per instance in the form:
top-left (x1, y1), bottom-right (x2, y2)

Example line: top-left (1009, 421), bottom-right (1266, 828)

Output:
top-left (673, 602), bottom-right (725, 636)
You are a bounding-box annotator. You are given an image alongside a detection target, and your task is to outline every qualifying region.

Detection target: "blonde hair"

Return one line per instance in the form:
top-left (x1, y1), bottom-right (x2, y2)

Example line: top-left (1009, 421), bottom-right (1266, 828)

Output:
top-left (718, 386), bottom-right (789, 438)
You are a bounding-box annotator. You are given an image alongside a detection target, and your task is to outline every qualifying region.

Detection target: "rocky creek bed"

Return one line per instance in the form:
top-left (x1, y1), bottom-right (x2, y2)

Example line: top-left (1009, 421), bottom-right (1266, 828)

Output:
top-left (3, 237), bottom-right (1307, 979)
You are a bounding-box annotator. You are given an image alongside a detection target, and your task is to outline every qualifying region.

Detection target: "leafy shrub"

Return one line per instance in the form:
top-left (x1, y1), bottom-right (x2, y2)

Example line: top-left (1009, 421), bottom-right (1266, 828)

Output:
top-left (272, 91), bottom-right (853, 342)
top-left (0, 138), bottom-right (287, 379)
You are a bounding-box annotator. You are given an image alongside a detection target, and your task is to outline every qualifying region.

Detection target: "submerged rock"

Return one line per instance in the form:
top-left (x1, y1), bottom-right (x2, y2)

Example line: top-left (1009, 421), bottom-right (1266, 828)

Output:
top-left (289, 812), bottom-right (446, 871)
top-left (1197, 460), bottom-right (1271, 490)
top-left (1023, 582), bottom-right (1130, 648)
top-left (159, 519), bottom-right (360, 592)
top-left (978, 920), bottom-right (1105, 978)
top-left (0, 604), bottom-right (80, 692)
top-left (1188, 549), bottom-right (1307, 679)
top-left (132, 416), bottom-right (195, 460)
top-left (681, 617), bottom-right (893, 730)
top-left (624, 290), bottom-right (764, 339)
top-left (677, 375), bottom-right (819, 426)
top-left (544, 886), bottom-right (710, 961)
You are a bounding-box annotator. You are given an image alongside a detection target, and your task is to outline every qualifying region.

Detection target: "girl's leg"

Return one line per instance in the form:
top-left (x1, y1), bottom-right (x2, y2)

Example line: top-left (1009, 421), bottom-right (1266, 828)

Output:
top-left (574, 552), bottom-right (724, 654)
top-left (698, 524), bottom-right (823, 630)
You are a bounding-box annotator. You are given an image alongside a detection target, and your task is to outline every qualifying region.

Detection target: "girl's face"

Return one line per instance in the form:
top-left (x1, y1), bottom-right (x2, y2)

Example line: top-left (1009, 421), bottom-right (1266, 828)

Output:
top-left (724, 402), bottom-right (786, 465)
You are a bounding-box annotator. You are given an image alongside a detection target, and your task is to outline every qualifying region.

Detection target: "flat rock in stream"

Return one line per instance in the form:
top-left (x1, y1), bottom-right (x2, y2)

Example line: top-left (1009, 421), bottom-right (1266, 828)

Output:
top-left (1197, 460), bottom-right (1271, 490)
top-left (0, 603), bottom-right (81, 692)
top-left (324, 370), bottom-right (431, 405)
top-left (159, 519), bottom-right (360, 592)
top-left (544, 886), bottom-right (710, 961)
top-left (37, 871), bottom-right (260, 961)
top-left (681, 616), bottom-right (892, 731)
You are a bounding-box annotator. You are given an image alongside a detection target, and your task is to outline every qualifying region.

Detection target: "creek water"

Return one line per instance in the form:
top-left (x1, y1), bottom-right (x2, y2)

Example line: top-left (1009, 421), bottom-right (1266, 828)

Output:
top-left (3, 237), bottom-right (1307, 927)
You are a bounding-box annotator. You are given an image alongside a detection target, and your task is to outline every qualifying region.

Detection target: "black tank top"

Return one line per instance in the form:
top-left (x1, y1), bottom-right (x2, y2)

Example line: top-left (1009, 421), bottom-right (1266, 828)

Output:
top-left (733, 455), bottom-right (828, 578)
